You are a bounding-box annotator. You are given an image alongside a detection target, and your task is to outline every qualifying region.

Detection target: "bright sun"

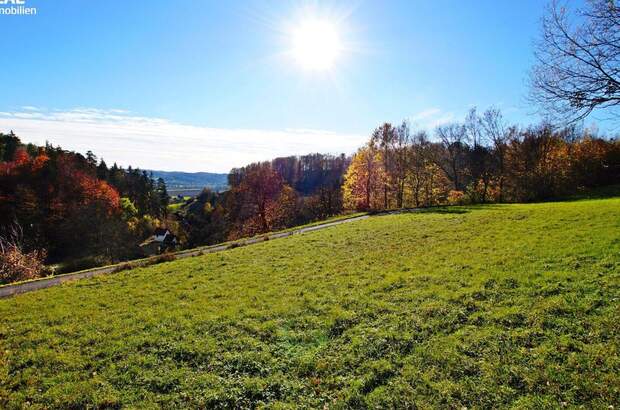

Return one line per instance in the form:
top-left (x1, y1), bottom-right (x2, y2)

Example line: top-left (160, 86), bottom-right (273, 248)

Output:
top-left (291, 19), bottom-right (342, 71)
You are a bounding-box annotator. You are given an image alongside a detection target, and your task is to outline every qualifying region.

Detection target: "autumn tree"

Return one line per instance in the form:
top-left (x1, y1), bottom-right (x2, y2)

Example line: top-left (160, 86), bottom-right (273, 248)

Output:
top-left (342, 143), bottom-right (385, 211)
top-left (570, 135), bottom-right (620, 187)
top-left (505, 124), bottom-right (572, 201)
top-left (370, 123), bottom-right (398, 209)
top-left (405, 131), bottom-right (430, 207)
top-left (265, 185), bottom-right (298, 229)
top-left (392, 122), bottom-right (413, 208)
top-left (404, 131), bottom-right (452, 207)
top-left (227, 162), bottom-right (295, 237)
top-left (0, 133), bottom-right (167, 270)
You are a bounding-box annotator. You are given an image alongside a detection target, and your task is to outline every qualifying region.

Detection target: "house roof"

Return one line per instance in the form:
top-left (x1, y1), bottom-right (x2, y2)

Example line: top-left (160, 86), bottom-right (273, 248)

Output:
top-left (154, 228), bottom-right (169, 236)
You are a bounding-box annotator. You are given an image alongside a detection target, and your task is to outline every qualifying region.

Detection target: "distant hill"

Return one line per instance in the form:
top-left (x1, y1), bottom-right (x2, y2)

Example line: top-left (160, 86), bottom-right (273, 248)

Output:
top-left (149, 170), bottom-right (228, 193)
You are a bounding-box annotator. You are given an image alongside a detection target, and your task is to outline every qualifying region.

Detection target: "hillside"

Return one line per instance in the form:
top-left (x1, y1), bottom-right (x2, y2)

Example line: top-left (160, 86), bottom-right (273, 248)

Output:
top-left (1, 198), bottom-right (619, 408)
top-left (149, 170), bottom-right (228, 192)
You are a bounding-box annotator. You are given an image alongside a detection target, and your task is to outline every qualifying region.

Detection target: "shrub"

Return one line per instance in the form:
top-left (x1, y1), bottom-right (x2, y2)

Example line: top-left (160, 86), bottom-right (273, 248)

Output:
top-left (448, 190), bottom-right (466, 205)
top-left (148, 253), bottom-right (176, 265)
top-left (112, 262), bottom-right (134, 273)
top-left (0, 243), bottom-right (47, 285)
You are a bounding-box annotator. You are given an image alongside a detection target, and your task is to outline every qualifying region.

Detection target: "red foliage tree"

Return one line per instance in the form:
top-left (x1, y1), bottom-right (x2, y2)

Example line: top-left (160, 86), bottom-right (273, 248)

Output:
top-left (228, 162), bottom-right (299, 238)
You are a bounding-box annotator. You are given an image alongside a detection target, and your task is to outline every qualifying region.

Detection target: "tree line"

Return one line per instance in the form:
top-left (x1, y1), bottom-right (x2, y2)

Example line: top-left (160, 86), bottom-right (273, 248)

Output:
top-left (0, 133), bottom-right (351, 284)
top-left (343, 109), bottom-right (620, 211)
top-left (178, 153), bottom-right (349, 247)
top-left (1, 108), bottom-right (619, 285)
top-left (1, 0), bottom-right (618, 284)
top-left (0, 132), bottom-right (169, 282)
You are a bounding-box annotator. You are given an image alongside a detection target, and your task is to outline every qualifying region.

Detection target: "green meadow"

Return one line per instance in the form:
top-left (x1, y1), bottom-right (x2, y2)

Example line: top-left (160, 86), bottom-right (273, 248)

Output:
top-left (1, 197), bottom-right (619, 408)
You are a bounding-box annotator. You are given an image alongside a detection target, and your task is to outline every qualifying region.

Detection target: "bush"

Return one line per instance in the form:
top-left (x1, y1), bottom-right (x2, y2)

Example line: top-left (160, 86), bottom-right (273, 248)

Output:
top-left (448, 190), bottom-right (466, 205)
top-left (112, 262), bottom-right (134, 273)
top-left (148, 253), bottom-right (176, 265)
top-left (0, 243), bottom-right (47, 285)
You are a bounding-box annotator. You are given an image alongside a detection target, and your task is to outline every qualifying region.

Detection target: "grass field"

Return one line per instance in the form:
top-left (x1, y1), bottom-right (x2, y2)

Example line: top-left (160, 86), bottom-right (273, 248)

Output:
top-left (1, 197), bottom-right (619, 408)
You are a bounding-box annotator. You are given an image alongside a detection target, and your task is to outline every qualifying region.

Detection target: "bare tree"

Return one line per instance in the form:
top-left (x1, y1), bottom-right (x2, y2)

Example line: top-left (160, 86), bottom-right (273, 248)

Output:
top-left (480, 108), bottom-right (515, 202)
top-left (435, 123), bottom-right (469, 191)
top-left (466, 108), bottom-right (495, 202)
top-left (465, 107), bottom-right (483, 147)
top-left (529, 0), bottom-right (620, 123)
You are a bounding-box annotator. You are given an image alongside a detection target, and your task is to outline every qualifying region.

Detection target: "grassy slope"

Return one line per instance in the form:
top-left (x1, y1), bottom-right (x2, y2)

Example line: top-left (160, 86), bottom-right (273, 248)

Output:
top-left (1, 198), bottom-right (619, 409)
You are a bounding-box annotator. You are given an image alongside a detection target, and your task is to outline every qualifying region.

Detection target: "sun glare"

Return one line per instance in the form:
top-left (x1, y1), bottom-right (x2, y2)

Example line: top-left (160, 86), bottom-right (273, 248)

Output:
top-left (291, 19), bottom-right (342, 71)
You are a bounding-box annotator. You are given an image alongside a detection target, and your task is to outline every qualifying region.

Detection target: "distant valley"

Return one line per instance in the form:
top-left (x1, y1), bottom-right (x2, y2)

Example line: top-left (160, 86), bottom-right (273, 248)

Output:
top-left (148, 170), bottom-right (229, 196)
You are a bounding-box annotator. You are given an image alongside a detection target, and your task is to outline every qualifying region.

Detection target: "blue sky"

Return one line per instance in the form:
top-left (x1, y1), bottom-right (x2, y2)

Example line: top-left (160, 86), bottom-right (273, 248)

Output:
top-left (1, 0), bottom-right (559, 171)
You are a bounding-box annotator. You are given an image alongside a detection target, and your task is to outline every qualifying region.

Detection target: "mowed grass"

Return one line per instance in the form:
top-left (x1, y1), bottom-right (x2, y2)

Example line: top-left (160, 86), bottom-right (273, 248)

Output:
top-left (1, 198), bottom-right (619, 409)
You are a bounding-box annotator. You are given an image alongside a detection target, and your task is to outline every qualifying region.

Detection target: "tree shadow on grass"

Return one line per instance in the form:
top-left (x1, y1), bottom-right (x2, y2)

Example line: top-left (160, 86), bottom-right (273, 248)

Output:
top-left (416, 207), bottom-right (470, 214)
top-left (368, 202), bottom-right (515, 218)
top-left (363, 186), bottom-right (620, 219)
top-left (549, 184), bottom-right (620, 202)
top-left (396, 203), bottom-right (509, 215)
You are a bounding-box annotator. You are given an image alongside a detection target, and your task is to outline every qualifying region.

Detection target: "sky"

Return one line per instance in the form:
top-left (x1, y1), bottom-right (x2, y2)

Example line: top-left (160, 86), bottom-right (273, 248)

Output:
top-left (0, 0), bottom-right (569, 172)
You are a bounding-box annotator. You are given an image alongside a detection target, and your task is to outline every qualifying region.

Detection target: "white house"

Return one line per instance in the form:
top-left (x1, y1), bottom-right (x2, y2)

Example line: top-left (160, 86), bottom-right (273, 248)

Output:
top-left (153, 227), bottom-right (172, 243)
top-left (150, 228), bottom-right (177, 250)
